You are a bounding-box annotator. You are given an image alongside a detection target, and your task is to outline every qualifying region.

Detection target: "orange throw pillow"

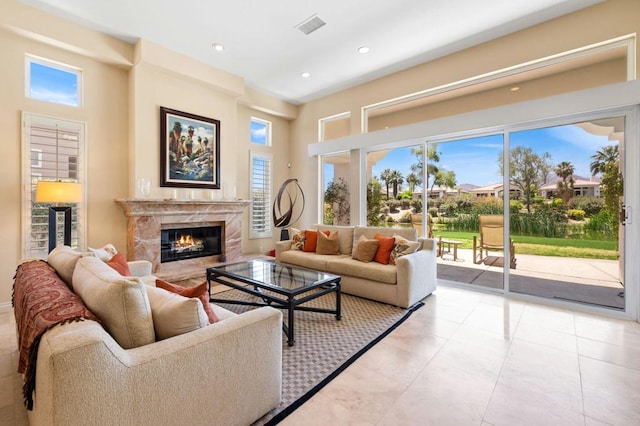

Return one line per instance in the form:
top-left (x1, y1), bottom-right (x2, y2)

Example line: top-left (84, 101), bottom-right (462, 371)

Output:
top-left (303, 229), bottom-right (329, 252)
top-left (156, 279), bottom-right (219, 324)
top-left (106, 252), bottom-right (131, 276)
top-left (374, 234), bottom-right (395, 265)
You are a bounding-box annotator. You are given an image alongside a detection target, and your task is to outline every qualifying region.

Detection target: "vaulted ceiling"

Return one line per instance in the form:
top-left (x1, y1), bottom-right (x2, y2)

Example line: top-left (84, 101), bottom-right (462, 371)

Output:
top-left (20, 0), bottom-right (603, 104)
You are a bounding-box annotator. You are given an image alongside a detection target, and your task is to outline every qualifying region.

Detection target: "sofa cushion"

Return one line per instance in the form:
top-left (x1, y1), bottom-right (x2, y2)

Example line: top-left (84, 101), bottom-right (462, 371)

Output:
top-left (72, 256), bottom-right (155, 348)
top-left (390, 234), bottom-right (421, 265)
top-left (47, 245), bottom-right (83, 289)
top-left (290, 227), bottom-right (304, 251)
top-left (106, 252), bottom-right (132, 276)
top-left (146, 286), bottom-right (208, 340)
top-left (303, 230), bottom-right (330, 252)
top-left (316, 230), bottom-right (340, 255)
top-left (326, 257), bottom-right (397, 285)
top-left (315, 225), bottom-right (355, 255)
top-left (279, 250), bottom-right (349, 270)
top-left (156, 279), bottom-right (219, 324)
top-left (351, 235), bottom-right (379, 263)
top-left (354, 226), bottom-right (417, 242)
top-left (373, 234), bottom-right (395, 265)
top-left (88, 243), bottom-right (118, 261)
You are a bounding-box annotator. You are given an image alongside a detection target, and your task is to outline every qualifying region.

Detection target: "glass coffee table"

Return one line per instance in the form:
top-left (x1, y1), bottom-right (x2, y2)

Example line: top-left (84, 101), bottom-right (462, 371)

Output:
top-left (206, 259), bottom-right (341, 346)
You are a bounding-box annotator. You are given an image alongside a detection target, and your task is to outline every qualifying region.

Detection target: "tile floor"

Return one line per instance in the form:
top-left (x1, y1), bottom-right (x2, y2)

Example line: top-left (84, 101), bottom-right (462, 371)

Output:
top-left (2, 285), bottom-right (640, 425)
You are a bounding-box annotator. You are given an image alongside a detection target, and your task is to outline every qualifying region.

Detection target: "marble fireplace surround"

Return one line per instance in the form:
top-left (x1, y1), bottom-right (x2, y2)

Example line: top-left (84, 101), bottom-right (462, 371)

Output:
top-left (115, 198), bottom-right (250, 282)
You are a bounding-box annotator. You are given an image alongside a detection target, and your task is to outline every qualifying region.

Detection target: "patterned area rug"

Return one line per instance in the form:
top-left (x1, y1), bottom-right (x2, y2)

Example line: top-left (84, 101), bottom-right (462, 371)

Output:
top-left (212, 287), bottom-right (423, 425)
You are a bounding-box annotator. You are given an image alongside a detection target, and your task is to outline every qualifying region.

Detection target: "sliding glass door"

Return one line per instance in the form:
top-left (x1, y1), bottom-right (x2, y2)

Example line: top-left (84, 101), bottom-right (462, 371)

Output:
top-left (508, 117), bottom-right (625, 309)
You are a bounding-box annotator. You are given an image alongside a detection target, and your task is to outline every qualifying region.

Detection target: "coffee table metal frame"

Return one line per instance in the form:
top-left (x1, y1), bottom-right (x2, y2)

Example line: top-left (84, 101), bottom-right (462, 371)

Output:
top-left (206, 259), bottom-right (341, 346)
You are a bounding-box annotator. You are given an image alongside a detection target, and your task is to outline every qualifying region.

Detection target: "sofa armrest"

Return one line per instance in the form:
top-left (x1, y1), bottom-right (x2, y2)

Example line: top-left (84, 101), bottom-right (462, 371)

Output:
top-left (31, 307), bottom-right (282, 426)
top-left (395, 245), bottom-right (437, 307)
top-left (275, 240), bottom-right (292, 261)
top-left (127, 260), bottom-right (152, 277)
top-left (417, 237), bottom-right (437, 252)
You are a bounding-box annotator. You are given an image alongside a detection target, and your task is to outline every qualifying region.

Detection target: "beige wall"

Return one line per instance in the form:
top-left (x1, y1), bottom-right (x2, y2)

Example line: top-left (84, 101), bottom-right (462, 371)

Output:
top-left (236, 105), bottom-right (292, 254)
top-left (0, 26), bottom-right (130, 306)
top-left (291, 0), bottom-right (640, 228)
top-left (0, 1), bottom-right (296, 309)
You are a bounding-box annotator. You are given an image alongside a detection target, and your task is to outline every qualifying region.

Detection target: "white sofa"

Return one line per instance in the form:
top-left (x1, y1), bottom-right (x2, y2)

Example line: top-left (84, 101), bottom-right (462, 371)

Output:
top-left (17, 249), bottom-right (283, 426)
top-left (276, 225), bottom-right (437, 308)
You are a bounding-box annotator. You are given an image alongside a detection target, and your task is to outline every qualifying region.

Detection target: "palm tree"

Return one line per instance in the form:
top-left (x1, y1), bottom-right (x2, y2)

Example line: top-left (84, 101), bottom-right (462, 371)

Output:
top-left (590, 145), bottom-right (619, 176)
top-left (555, 161), bottom-right (575, 203)
top-left (406, 173), bottom-right (419, 194)
top-left (389, 170), bottom-right (404, 199)
top-left (379, 168), bottom-right (393, 200)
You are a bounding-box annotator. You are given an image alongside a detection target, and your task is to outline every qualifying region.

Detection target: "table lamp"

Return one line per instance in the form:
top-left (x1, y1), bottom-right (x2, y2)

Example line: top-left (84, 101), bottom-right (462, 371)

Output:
top-left (35, 181), bottom-right (83, 253)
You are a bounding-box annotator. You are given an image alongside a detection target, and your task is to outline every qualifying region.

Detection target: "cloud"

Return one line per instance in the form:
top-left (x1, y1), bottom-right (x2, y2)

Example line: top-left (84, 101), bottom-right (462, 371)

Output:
top-left (30, 86), bottom-right (78, 106)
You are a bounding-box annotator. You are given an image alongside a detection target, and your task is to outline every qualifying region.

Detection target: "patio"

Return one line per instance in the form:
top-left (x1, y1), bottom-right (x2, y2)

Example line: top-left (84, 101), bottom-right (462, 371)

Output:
top-left (436, 247), bottom-right (624, 309)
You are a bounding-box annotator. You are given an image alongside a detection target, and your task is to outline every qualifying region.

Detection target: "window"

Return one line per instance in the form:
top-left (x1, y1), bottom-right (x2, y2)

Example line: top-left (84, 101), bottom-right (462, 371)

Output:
top-left (249, 151), bottom-right (273, 239)
top-left (25, 55), bottom-right (82, 107)
top-left (250, 117), bottom-right (271, 146)
top-left (22, 113), bottom-right (87, 258)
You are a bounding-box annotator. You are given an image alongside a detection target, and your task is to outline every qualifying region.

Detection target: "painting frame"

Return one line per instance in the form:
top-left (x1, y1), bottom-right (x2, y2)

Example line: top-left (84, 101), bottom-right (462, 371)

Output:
top-left (160, 106), bottom-right (220, 189)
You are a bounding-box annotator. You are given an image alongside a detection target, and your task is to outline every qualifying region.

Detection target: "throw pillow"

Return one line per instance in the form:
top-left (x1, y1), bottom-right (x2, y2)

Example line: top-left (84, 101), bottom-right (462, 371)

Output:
top-left (316, 230), bottom-right (340, 255)
top-left (352, 235), bottom-right (379, 263)
top-left (303, 229), bottom-right (329, 252)
top-left (373, 234), bottom-right (395, 265)
top-left (145, 286), bottom-right (208, 340)
top-left (88, 243), bottom-right (118, 262)
top-left (156, 279), bottom-right (219, 324)
top-left (47, 245), bottom-right (84, 289)
top-left (290, 228), bottom-right (305, 251)
top-left (106, 252), bottom-right (132, 276)
top-left (72, 256), bottom-right (155, 349)
top-left (390, 234), bottom-right (421, 265)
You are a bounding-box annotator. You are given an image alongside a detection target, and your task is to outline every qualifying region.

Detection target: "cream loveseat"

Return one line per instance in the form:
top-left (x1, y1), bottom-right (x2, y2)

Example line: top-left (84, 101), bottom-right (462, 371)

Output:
top-left (15, 246), bottom-right (282, 426)
top-left (276, 225), bottom-right (437, 308)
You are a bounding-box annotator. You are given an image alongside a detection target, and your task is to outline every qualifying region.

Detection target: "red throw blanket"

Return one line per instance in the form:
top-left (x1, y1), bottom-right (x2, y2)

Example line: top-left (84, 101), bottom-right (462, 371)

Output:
top-left (12, 260), bottom-right (99, 410)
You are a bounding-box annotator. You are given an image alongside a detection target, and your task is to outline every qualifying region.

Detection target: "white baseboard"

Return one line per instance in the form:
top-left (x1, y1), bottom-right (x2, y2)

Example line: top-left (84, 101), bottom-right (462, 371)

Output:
top-left (0, 301), bottom-right (13, 313)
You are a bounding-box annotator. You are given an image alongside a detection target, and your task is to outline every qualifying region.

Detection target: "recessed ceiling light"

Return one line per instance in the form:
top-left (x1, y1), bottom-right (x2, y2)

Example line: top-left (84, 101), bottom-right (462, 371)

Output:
top-left (300, 72), bottom-right (311, 78)
top-left (212, 43), bottom-right (224, 52)
top-left (510, 86), bottom-right (520, 92)
top-left (358, 46), bottom-right (370, 54)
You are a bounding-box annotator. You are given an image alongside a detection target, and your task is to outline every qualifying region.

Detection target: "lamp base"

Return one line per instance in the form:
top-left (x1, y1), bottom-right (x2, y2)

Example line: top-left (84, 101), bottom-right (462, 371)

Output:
top-left (280, 228), bottom-right (290, 241)
top-left (48, 206), bottom-right (72, 253)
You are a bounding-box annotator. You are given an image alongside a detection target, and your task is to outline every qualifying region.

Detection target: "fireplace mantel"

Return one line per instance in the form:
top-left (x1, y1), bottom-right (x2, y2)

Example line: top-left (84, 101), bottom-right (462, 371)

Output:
top-left (115, 198), bottom-right (250, 281)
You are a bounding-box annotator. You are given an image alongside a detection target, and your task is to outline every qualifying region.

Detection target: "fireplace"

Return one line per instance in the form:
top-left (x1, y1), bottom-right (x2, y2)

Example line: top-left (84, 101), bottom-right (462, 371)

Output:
top-left (161, 223), bottom-right (223, 263)
top-left (115, 199), bottom-right (250, 281)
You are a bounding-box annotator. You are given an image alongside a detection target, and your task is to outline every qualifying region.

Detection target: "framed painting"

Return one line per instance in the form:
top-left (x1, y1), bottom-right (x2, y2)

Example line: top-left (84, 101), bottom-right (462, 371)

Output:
top-left (160, 106), bottom-right (220, 189)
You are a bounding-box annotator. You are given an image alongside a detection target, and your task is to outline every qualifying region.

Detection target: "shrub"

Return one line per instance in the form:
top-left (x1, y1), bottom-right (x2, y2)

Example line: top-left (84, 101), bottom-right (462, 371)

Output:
top-left (584, 210), bottom-right (618, 240)
top-left (387, 200), bottom-right (401, 213)
top-left (568, 196), bottom-right (603, 216)
top-left (552, 198), bottom-right (564, 207)
top-left (509, 200), bottom-right (524, 212)
top-left (567, 209), bottom-right (585, 221)
top-left (411, 199), bottom-right (422, 213)
top-left (510, 207), bottom-right (568, 237)
top-left (428, 207), bottom-right (439, 218)
top-left (400, 198), bottom-right (411, 209)
top-left (442, 200), bottom-right (458, 216)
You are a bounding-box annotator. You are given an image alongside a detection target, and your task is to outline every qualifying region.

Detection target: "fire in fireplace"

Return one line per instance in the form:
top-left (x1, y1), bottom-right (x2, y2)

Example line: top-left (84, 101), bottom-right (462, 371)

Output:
top-left (161, 224), bottom-right (223, 263)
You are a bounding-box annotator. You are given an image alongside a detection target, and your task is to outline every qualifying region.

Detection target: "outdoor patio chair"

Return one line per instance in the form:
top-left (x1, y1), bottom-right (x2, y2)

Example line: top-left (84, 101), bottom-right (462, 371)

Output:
top-left (411, 213), bottom-right (434, 238)
top-left (473, 214), bottom-right (516, 269)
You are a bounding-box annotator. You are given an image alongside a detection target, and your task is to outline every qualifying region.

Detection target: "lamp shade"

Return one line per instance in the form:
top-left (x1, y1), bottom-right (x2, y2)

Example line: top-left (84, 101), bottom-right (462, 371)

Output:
top-left (35, 181), bottom-right (83, 203)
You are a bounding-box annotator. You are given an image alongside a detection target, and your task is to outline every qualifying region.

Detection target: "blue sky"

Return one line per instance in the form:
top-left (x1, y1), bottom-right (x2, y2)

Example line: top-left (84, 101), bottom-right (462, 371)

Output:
top-left (250, 120), bottom-right (267, 145)
top-left (29, 61), bottom-right (78, 106)
top-left (368, 124), bottom-right (616, 188)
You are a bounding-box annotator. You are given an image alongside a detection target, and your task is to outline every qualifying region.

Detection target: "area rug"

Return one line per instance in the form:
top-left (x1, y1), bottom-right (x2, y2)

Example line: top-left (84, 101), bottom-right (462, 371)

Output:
top-left (212, 287), bottom-right (424, 425)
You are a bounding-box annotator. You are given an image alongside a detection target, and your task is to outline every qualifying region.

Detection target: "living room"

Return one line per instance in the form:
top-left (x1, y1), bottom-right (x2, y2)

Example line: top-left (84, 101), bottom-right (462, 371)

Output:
top-left (3, 0), bottom-right (640, 424)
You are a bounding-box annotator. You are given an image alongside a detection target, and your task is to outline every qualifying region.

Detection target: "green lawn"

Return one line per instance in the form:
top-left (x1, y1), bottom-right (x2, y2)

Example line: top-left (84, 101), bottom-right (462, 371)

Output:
top-left (433, 230), bottom-right (618, 260)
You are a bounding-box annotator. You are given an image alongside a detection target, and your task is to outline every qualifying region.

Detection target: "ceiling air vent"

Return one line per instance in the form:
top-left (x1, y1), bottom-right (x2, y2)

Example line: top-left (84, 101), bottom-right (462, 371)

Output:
top-left (295, 14), bottom-right (326, 35)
